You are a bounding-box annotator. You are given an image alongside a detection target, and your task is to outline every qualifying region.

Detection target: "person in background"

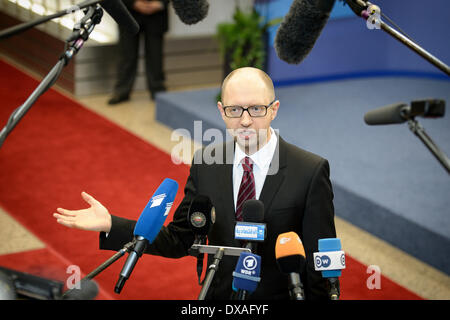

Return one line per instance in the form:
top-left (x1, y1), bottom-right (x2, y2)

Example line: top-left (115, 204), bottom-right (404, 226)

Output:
top-left (108, 0), bottom-right (168, 105)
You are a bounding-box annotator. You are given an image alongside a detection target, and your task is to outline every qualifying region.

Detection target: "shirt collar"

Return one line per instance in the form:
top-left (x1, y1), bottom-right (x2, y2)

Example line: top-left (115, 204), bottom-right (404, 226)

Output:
top-left (234, 127), bottom-right (278, 171)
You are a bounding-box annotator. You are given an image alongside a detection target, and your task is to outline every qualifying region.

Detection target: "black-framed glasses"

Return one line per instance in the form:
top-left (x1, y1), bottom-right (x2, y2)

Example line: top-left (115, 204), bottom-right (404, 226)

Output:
top-left (222, 99), bottom-right (276, 118)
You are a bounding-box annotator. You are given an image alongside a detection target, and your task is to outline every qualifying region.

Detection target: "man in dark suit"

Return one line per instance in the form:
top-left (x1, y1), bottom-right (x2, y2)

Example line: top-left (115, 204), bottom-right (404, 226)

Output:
top-left (108, 0), bottom-right (168, 105)
top-left (54, 67), bottom-right (337, 299)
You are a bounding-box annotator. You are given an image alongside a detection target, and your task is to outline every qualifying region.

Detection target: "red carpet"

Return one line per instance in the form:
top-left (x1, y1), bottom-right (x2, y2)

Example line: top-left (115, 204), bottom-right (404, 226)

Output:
top-left (0, 58), bottom-right (422, 300)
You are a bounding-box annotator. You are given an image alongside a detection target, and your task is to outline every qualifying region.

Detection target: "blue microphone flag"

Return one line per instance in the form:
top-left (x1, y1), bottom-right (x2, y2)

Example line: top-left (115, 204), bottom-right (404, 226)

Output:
top-left (133, 178), bottom-right (178, 243)
top-left (232, 252), bottom-right (261, 293)
top-left (318, 238), bottom-right (341, 252)
top-left (317, 238), bottom-right (344, 278)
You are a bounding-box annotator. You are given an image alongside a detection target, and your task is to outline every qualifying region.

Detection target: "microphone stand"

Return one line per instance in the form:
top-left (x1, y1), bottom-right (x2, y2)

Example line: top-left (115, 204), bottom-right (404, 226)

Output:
top-left (407, 118), bottom-right (450, 174)
top-left (198, 247), bottom-right (224, 301)
top-left (236, 290), bottom-right (247, 300)
top-left (348, 0), bottom-right (450, 76)
top-left (0, 2), bottom-right (104, 148)
top-left (327, 278), bottom-right (340, 300)
top-left (61, 239), bottom-right (136, 298)
top-left (189, 244), bottom-right (251, 300)
top-left (85, 239), bottom-right (136, 281)
top-left (288, 273), bottom-right (305, 300)
top-left (0, 0), bottom-right (103, 40)
top-left (351, 1), bottom-right (450, 173)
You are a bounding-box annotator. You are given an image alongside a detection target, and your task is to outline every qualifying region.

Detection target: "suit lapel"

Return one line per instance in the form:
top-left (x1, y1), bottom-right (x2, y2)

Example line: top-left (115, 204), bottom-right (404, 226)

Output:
top-left (259, 135), bottom-right (287, 219)
top-left (215, 141), bottom-right (237, 245)
top-left (217, 162), bottom-right (234, 216)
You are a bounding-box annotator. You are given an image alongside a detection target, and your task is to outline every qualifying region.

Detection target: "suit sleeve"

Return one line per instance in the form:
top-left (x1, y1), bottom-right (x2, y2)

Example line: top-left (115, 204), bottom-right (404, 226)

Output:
top-left (143, 161), bottom-right (198, 258)
top-left (99, 158), bottom-right (199, 258)
top-left (301, 158), bottom-right (337, 300)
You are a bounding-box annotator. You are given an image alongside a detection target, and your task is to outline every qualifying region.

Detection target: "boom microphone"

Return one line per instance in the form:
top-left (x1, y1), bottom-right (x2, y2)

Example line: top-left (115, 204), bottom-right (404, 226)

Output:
top-left (0, 0), bottom-right (139, 40)
top-left (171, 0), bottom-right (209, 25)
top-left (114, 178), bottom-right (178, 293)
top-left (364, 102), bottom-right (409, 125)
top-left (275, 232), bottom-right (306, 300)
top-left (274, 0), bottom-right (336, 64)
top-left (100, 0), bottom-right (140, 34)
top-left (364, 99), bottom-right (446, 125)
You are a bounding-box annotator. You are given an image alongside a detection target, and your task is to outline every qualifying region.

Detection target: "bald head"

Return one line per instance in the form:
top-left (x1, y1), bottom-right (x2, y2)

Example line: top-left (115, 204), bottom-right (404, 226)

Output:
top-left (217, 67), bottom-right (280, 155)
top-left (221, 67), bottom-right (275, 104)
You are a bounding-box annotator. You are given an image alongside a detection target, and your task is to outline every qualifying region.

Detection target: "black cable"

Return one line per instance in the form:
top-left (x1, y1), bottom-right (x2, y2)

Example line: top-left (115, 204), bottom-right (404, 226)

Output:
top-left (380, 11), bottom-right (417, 44)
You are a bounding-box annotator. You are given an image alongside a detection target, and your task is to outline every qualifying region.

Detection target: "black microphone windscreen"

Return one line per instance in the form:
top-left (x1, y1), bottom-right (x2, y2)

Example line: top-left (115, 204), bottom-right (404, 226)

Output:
top-left (171, 0), bottom-right (209, 25)
top-left (101, 0), bottom-right (139, 34)
top-left (275, 0), bottom-right (335, 65)
top-left (242, 200), bottom-right (264, 223)
top-left (364, 103), bottom-right (408, 125)
top-left (63, 279), bottom-right (99, 300)
top-left (188, 195), bottom-right (215, 236)
top-left (276, 255), bottom-right (306, 274)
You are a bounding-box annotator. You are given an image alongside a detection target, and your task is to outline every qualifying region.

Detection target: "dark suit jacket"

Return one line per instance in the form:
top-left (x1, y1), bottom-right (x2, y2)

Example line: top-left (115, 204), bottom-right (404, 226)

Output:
top-left (100, 136), bottom-right (337, 300)
top-left (122, 0), bottom-right (169, 33)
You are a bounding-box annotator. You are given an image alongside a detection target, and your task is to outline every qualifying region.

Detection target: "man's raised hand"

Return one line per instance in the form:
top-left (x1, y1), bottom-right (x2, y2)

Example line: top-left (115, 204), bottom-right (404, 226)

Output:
top-left (53, 192), bottom-right (112, 233)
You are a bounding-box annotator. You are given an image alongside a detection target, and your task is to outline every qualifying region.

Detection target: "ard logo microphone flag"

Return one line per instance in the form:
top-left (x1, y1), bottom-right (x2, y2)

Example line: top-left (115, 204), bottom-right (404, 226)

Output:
top-left (232, 252), bottom-right (262, 293)
top-left (133, 178), bottom-right (178, 242)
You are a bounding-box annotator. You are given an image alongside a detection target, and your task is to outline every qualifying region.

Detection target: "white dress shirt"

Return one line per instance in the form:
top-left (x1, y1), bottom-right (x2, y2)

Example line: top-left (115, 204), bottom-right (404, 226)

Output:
top-left (232, 127), bottom-right (278, 210)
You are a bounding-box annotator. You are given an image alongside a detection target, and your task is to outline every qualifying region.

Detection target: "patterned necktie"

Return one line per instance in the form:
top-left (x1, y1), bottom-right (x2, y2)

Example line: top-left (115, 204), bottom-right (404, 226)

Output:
top-left (235, 156), bottom-right (256, 221)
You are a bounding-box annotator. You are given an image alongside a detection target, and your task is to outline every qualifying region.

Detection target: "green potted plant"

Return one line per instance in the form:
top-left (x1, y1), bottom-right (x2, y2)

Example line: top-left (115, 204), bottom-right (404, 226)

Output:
top-left (216, 6), bottom-right (281, 100)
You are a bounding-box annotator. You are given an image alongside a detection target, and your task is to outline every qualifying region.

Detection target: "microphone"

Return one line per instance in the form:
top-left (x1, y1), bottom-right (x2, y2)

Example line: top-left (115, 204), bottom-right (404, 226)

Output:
top-left (171, 0), bottom-right (209, 25)
top-left (364, 99), bottom-right (446, 125)
top-left (101, 0), bottom-right (140, 34)
top-left (275, 232), bottom-right (306, 300)
top-left (232, 252), bottom-right (262, 300)
top-left (114, 178), bottom-right (178, 293)
top-left (313, 238), bottom-right (346, 300)
top-left (274, 0), bottom-right (336, 65)
top-left (188, 194), bottom-right (215, 243)
top-left (187, 194), bottom-right (215, 284)
top-left (62, 279), bottom-right (99, 300)
top-left (0, 0), bottom-right (139, 41)
top-left (364, 102), bottom-right (409, 125)
top-left (235, 200), bottom-right (266, 253)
